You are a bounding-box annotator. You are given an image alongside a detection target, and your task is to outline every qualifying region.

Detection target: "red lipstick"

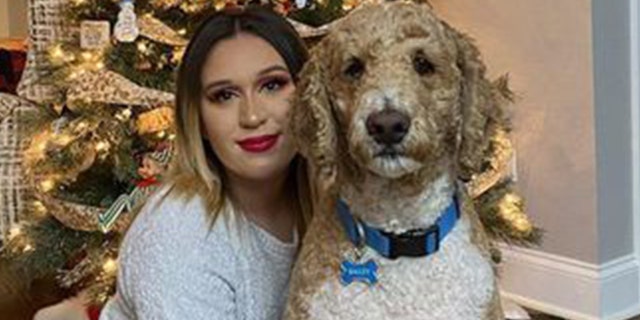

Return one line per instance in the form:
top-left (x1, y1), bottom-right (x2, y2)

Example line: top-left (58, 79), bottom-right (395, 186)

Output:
top-left (237, 134), bottom-right (280, 153)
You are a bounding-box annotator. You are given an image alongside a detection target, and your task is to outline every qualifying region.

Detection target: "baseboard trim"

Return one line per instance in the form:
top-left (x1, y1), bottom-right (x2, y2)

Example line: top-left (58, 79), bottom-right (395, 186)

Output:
top-left (502, 292), bottom-right (600, 320)
top-left (498, 244), bottom-right (640, 320)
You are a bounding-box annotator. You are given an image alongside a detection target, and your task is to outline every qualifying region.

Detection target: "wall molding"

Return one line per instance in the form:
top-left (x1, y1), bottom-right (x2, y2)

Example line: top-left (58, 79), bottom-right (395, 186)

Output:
top-left (498, 244), bottom-right (640, 320)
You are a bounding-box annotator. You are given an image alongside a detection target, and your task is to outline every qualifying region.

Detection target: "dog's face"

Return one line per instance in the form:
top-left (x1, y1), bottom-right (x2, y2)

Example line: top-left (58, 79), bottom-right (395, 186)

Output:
top-left (292, 2), bottom-right (504, 188)
top-left (324, 5), bottom-right (462, 179)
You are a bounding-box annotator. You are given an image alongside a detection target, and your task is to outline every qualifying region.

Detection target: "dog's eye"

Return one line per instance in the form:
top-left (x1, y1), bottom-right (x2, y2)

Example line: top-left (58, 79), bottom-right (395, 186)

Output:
top-left (344, 58), bottom-right (365, 79)
top-left (413, 53), bottom-right (435, 75)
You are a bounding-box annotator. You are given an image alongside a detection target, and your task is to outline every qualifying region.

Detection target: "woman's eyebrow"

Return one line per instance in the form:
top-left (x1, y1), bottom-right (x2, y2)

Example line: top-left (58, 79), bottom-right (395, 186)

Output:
top-left (204, 80), bottom-right (233, 92)
top-left (203, 65), bottom-right (289, 91)
top-left (258, 65), bottom-right (289, 76)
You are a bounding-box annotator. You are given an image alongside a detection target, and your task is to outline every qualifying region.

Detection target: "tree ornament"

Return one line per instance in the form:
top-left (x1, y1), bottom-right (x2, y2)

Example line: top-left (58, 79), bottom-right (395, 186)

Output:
top-left (137, 14), bottom-right (188, 47)
top-left (98, 144), bottom-right (172, 232)
top-left (80, 20), bottom-right (111, 49)
top-left (114, 0), bottom-right (140, 43)
top-left (136, 106), bottom-right (174, 134)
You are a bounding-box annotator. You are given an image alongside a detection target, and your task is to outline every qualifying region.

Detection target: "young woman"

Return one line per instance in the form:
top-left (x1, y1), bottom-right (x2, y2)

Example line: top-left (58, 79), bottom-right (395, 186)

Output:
top-left (100, 6), bottom-right (311, 320)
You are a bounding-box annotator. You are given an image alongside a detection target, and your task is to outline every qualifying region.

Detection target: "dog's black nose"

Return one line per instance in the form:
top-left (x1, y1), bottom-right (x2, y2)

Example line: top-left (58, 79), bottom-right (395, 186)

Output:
top-left (366, 109), bottom-right (411, 145)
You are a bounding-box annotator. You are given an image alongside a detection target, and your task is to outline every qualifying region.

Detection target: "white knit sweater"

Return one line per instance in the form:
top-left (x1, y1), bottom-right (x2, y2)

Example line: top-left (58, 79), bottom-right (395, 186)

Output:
top-left (99, 186), bottom-right (299, 320)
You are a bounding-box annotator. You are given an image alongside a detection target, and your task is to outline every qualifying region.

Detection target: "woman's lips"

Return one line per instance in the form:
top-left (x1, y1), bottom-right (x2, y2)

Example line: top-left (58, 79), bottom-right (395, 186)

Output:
top-left (237, 134), bottom-right (280, 153)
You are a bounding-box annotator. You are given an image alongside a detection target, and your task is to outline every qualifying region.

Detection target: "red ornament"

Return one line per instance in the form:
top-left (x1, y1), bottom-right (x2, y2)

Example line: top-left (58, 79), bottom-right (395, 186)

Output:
top-left (135, 175), bottom-right (159, 188)
top-left (86, 305), bottom-right (102, 320)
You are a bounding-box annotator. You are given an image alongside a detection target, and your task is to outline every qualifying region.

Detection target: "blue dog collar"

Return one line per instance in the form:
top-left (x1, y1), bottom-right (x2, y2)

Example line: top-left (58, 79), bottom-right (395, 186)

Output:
top-left (336, 197), bottom-right (460, 260)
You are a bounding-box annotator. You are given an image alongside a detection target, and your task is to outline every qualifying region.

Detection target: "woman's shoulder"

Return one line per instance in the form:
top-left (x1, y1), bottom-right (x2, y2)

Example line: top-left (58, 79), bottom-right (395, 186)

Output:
top-left (108, 185), bottom-right (244, 319)
top-left (124, 184), bottom-right (208, 245)
top-left (118, 184), bottom-right (241, 279)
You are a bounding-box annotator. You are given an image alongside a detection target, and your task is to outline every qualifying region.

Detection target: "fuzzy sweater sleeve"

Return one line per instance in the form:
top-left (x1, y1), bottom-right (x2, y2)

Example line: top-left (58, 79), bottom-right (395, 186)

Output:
top-left (99, 191), bottom-right (241, 320)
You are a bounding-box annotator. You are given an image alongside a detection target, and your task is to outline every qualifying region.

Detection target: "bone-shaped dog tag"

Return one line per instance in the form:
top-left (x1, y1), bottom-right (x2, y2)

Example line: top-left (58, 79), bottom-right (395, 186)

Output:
top-left (340, 259), bottom-right (378, 286)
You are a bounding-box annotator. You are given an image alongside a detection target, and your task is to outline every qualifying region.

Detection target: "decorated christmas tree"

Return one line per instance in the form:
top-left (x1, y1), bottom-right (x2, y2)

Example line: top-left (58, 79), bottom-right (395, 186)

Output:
top-left (0, 0), bottom-right (541, 315)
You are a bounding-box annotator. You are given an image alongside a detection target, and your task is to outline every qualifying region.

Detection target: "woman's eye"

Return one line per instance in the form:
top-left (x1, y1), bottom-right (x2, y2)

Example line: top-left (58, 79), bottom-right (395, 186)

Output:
top-left (261, 77), bottom-right (289, 93)
top-left (209, 90), bottom-right (236, 103)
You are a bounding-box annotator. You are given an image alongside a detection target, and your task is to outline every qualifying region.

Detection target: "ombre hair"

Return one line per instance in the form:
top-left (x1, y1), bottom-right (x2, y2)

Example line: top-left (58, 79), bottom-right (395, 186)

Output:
top-left (161, 6), bottom-right (312, 231)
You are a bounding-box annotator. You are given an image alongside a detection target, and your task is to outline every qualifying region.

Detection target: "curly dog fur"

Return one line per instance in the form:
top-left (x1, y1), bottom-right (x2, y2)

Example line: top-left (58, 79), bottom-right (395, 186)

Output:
top-left (285, 3), bottom-right (508, 319)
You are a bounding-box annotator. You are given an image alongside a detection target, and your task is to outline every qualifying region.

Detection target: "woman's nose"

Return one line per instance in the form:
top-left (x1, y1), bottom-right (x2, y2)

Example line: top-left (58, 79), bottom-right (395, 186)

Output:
top-left (239, 94), bottom-right (267, 128)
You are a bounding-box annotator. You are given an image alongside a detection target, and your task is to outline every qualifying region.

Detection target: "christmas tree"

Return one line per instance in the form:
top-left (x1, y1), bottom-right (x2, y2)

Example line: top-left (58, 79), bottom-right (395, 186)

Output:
top-left (0, 0), bottom-right (541, 314)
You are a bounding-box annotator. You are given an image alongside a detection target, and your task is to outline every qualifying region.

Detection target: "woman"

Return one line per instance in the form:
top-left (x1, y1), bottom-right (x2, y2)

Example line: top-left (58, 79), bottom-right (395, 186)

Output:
top-left (100, 6), bottom-right (311, 320)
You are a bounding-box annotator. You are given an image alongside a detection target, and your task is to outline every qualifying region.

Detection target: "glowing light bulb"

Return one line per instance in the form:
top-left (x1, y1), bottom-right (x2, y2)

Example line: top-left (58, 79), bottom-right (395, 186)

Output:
top-left (514, 218), bottom-right (532, 233)
top-left (81, 51), bottom-right (93, 61)
top-left (50, 45), bottom-right (64, 59)
top-left (116, 108), bottom-right (132, 121)
top-left (9, 226), bottom-right (21, 239)
top-left (32, 200), bottom-right (47, 217)
top-left (40, 179), bottom-right (56, 192)
top-left (56, 134), bottom-right (73, 146)
top-left (33, 201), bottom-right (46, 213)
top-left (137, 42), bottom-right (148, 53)
top-left (103, 258), bottom-right (118, 274)
top-left (95, 141), bottom-right (109, 152)
top-left (76, 122), bottom-right (88, 131)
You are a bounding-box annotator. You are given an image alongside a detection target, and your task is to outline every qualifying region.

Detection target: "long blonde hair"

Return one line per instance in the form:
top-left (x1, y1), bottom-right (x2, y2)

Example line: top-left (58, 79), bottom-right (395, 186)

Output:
top-left (158, 6), bottom-right (313, 234)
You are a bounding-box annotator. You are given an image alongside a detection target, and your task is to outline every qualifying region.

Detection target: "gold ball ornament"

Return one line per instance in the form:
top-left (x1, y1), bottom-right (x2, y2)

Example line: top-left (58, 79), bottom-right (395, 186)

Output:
top-left (136, 107), bottom-right (174, 134)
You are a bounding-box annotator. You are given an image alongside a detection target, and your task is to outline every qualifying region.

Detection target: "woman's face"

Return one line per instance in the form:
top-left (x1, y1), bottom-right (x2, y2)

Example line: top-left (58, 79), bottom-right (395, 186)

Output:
top-left (200, 32), bottom-right (297, 182)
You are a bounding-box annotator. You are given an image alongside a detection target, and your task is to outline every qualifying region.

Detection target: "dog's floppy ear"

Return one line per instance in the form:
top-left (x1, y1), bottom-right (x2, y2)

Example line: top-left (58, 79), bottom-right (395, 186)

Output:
top-left (452, 30), bottom-right (507, 181)
top-left (290, 46), bottom-right (339, 191)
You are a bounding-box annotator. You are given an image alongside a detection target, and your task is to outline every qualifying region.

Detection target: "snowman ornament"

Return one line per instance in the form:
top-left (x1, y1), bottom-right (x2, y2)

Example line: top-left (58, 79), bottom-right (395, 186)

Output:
top-left (114, 0), bottom-right (139, 43)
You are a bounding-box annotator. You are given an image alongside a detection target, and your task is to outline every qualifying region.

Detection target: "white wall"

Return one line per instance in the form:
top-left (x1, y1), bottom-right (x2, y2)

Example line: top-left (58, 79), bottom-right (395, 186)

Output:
top-left (0, 0), bottom-right (10, 38)
top-left (0, 0), bottom-right (27, 38)
top-left (432, 0), bottom-right (598, 264)
top-left (431, 0), bottom-right (640, 319)
top-left (8, 0), bottom-right (28, 38)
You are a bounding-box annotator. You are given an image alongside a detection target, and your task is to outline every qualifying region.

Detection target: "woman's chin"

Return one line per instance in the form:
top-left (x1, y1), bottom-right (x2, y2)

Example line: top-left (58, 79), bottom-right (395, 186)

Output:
top-left (228, 157), bottom-right (294, 182)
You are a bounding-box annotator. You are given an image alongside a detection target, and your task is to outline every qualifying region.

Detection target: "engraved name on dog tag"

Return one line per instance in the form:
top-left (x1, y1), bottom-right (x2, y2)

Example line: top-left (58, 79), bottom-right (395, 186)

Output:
top-left (340, 259), bottom-right (378, 286)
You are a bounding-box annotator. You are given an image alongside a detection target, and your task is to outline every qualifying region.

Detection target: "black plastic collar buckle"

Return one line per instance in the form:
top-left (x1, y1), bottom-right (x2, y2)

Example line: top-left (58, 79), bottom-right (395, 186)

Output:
top-left (386, 224), bottom-right (440, 260)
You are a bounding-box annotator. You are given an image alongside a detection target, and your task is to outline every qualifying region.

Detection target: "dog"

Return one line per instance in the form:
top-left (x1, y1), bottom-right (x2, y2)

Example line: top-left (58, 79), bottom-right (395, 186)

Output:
top-left (284, 2), bottom-right (508, 320)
